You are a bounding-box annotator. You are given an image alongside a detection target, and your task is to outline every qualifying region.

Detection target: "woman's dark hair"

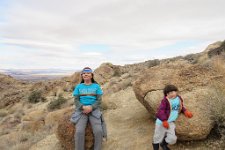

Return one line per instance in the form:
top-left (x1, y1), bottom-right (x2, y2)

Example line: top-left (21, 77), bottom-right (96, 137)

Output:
top-left (80, 73), bottom-right (97, 84)
top-left (163, 84), bottom-right (178, 96)
top-left (80, 67), bottom-right (98, 84)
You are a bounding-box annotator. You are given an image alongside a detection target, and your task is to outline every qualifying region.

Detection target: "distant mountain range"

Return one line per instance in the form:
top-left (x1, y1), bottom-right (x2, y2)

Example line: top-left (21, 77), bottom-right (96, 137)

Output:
top-left (0, 69), bottom-right (77, 81)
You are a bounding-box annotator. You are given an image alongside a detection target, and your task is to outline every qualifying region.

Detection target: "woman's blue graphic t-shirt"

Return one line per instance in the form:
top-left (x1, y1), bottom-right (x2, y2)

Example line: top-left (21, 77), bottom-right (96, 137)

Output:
top-left (73, 83), bottom-right (103, 105)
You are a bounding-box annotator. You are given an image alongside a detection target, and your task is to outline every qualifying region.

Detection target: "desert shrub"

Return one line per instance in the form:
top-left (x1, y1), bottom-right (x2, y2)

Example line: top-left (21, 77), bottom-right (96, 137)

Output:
top-left (184, 53), bottom-right (201, 64)
top-left (47, 94), bottom-right (66, 111)
top-left (146, 59), bottom-right (160, 68)
top-left (207, 60), bottom-right (225, 141)
top-left (28, 90), bottom-right (45, 103)
top-left (113, 67), bottom-right (121, 77)
top-left (208, 41), bottom-right (225, 58)
top-left (208, 81), bottom-right (225, 140)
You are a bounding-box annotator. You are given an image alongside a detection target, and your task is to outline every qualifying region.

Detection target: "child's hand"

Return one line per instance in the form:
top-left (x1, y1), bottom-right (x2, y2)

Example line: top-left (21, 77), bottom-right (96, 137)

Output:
top-left (184, 111), bottom-right (193, 118)
top-left (163, 121), bottom-right (169, 129)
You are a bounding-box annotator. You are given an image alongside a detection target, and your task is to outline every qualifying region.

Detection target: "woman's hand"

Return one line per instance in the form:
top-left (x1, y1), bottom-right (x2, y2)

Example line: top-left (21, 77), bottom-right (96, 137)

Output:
top-left (82, 106), bottom-right (93, 114)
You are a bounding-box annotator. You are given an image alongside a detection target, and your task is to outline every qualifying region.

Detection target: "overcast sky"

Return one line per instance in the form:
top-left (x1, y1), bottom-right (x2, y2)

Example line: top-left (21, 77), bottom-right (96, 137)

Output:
top-left (0, 0), bottom-right (224, 70)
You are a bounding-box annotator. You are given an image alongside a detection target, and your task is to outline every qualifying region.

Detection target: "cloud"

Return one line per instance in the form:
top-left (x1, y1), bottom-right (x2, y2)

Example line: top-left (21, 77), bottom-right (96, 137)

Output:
top-left (1, 38), bottom-right (72, 50)
top-left (0, 0), bottom-right (225, 69)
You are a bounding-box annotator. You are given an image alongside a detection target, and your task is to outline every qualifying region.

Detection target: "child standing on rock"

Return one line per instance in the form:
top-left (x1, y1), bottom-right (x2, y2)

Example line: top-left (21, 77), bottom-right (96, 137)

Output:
top-left (152, 85), bottom-right (193, 150)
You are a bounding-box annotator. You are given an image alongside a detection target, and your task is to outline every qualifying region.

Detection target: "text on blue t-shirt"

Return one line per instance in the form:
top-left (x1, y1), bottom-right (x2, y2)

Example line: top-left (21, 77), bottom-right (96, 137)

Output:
top-left (73, 83), bottom-right (103, 105)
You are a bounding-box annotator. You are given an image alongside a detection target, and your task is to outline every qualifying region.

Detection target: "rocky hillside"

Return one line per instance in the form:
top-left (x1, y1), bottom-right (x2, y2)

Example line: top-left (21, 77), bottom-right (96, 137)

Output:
top-left (0, 40), bottom-right (224, 150)
top-left (0, 74), bottom-right (32, 108)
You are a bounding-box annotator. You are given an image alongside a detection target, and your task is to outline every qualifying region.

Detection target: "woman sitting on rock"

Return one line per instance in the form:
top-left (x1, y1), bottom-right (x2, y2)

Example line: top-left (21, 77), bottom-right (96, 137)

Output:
top-left (71, 67), bottom-right (106, 150)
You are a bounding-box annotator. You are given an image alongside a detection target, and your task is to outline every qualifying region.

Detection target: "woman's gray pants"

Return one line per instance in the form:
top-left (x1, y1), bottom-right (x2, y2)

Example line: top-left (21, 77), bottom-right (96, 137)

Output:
top-left (75, 113), bottom-right (103, 150)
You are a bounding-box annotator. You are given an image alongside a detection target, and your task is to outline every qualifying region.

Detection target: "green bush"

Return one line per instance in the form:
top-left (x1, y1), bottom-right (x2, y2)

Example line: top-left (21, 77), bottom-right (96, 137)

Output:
top-left (28, 90), bottom-right (45, 103)
top-left (47, 94), bottom-right (66, 111)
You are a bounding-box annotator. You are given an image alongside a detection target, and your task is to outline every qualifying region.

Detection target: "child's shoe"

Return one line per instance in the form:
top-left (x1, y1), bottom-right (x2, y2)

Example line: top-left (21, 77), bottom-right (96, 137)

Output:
top-left (152, 143), bottom-right (159, 150)
top-left (160, 139), bottom-right (170, 150)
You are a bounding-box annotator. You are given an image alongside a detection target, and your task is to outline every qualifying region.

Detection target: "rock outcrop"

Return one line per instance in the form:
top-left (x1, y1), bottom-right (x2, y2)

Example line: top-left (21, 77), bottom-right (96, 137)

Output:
top-left (0, 74), bottom-right (30, 108)
top-left (133, 60), bottom-right (225, 141)
top-left (94, 63), bottom-right (122, 85)
top-left (56, 110), bottom-right (94, 150)
top-left (207, 41), bottom-right (225, 58)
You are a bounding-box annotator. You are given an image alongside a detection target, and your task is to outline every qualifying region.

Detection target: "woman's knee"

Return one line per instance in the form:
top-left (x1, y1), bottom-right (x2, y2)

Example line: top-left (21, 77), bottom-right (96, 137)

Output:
top-left (75, 126), bottom-right (86, 135)
top-left (93, 126), bottom-right (103, 136)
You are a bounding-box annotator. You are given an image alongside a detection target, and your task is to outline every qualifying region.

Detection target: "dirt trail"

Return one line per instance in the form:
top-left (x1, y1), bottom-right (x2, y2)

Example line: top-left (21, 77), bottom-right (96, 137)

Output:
top-left (102, 87), bottom-right (153, 150)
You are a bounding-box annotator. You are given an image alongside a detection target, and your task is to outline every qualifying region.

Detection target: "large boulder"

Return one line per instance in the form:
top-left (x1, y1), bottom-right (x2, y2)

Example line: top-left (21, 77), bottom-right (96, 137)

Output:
top-left (45, 107), bottom-right (73, 130)
top-left (133, 61), bottom-right (224, 141)
top-left (94, 63), bottom-right (122, 85)
top-left (56, 111), bottom-right (94, 150)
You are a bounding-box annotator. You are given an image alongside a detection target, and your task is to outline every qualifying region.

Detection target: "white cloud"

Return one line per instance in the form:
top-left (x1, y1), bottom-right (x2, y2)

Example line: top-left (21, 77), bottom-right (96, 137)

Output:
top-left (2, 38), bottom-right (72, 50)
top-left (0, 0), bottom-right (225, 69)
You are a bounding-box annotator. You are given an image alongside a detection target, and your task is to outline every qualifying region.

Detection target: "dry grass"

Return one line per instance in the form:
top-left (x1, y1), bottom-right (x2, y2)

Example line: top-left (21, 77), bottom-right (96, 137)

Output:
top-left (0, 128), bottom-right (10, 136)
top-left (211, 56), bottom-right (225, 74)
top-left (0, 130), bottom-right (50, 150)
top-left (28, 90), bottom-right (46, 103)
top-left (10, 142), bottom-right (31, 150)
top-left (207, 81), bottom-right (225, 150)
top-left (47, 94), bottom-right (67, 111)
top-left (207, 58), bottom-right (225, 142)
top-left (0, 109), bottom-right (8, 117)
top-left (14, 109), bottom-right (25, 120)
top-left (8, 103), bottom-right (25, 115)
top-left (208, 80), bottom-right (225, 119)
